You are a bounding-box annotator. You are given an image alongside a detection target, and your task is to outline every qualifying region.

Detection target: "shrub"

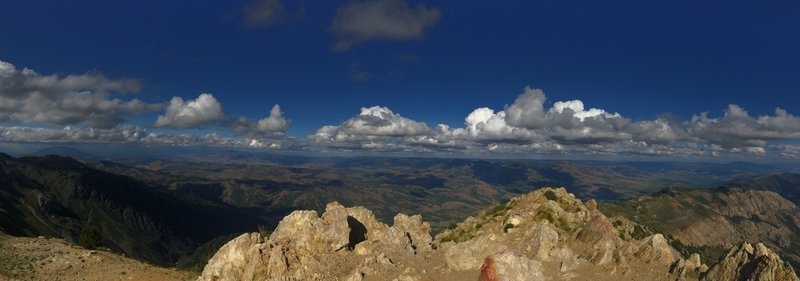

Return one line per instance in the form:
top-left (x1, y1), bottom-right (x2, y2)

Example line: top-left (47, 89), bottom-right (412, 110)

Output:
top-left (257, 225), bottom-right (270, 237)
top-left (544, 190), bottom-right (559, 201)
top-left (484, 204), bottom-right (508, 218)
top-left (447, 222), bottom-right (458, 230)
top-left (557, 217), bottom-right (572, 232)
top-left (536, 208), bottom-right (555, 223)
top-left (503, 223), bottom-right (514, 233)
top-left (78, 227), bottom-right (102, 250)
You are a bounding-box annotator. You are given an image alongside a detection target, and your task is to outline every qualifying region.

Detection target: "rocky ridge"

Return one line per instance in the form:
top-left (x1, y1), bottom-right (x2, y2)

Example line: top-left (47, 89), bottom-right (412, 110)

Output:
top-left (198, 187), bottom-right (799, 281)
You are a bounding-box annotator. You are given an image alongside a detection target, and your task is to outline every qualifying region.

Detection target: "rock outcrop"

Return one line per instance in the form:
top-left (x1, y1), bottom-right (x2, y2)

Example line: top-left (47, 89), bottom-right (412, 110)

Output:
top-left (198, 202), bottom-right (433, 281)
top-left (198, 187), bottom-right (800, 281)
top-left (702, 243), bottom-right (799, 281)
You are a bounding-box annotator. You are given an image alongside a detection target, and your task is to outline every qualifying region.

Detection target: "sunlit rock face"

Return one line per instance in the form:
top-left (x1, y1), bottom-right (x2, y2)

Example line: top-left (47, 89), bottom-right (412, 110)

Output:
top-left (198, 188), bottom-right (800, 281)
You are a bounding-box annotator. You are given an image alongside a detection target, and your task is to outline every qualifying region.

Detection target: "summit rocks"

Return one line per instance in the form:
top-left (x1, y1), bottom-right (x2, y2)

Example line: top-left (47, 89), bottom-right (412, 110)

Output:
top-left (198, 187), bottom-right (799, 281)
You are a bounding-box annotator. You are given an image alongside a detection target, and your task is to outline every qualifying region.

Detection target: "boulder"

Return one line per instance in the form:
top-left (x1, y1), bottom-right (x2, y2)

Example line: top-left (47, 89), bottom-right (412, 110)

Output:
top-left (525, 225), bottom-right (559, 261)
top-left (198, 233), bottom-right (270, 281)
top-left (443, 235), bottom-right (506, 271)
top-left (478, 249), bottom-right (544, 281)
top-left (387, 213), bottom-right (433, 254)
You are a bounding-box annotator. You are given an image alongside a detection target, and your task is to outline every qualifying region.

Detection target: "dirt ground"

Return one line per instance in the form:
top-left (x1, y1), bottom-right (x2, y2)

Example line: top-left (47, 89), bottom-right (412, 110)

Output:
top-left (0, 234), bottom-right (196, 281)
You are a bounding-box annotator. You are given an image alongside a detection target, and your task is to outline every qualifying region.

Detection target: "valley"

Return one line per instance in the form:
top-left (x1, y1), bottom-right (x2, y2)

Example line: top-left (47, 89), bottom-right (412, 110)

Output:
top-left (1, 149), bottom-right (799, 279)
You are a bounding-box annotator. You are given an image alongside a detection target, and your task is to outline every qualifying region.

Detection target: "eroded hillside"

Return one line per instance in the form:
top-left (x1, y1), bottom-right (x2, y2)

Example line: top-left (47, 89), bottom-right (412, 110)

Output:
top-left (601, 186), bottom-right (800, 270)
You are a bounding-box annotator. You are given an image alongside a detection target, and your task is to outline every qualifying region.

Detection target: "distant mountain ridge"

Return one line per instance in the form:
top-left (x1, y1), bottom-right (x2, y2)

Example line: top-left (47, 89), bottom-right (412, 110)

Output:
top-left (726, 173), bottom-right (800, 204)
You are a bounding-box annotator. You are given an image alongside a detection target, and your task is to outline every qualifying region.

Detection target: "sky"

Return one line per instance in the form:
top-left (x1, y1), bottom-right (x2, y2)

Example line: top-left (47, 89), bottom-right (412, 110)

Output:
top-left (1, 0), bottom-right (799, 160)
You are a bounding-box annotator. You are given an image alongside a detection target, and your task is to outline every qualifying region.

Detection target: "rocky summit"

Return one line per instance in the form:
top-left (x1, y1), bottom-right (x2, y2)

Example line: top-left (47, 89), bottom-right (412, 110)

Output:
top-left (197, 188), bottom-right (799, 281)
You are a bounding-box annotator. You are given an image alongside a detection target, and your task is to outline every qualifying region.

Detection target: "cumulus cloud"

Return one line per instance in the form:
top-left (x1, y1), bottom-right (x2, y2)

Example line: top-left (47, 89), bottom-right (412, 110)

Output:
top-left (241, 0), bottom-right (285, 28)
top-left (688, 104), bottom-right (800, 148)
top-left (439, 107), bottom-right (538, 143)
top-left (234, 104), bottom-right (290, 136)
top-left (499, 87), bottom-right (633, 144)
top-left (306, 86), bottom-right (800, 159)
top-left (155, 93), bottom-right (224, 128)
top-left (0, 59), bottom-right (162, 128)
top-left (331, 0), bottom-right (441, 51)
top-left (311, 106), bottom-right (432, 148)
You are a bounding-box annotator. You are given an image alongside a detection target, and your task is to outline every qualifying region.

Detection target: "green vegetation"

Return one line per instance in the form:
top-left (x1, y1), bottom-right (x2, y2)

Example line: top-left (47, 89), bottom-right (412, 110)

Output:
top-left (78, 227), bottom-right (103, 250)
top-left (556, 217), bottom-right (572, 232)
top-left (630, 224), bottom-right (650, 239)
top-left (503, 223), bottom-right (514, 233)
top-left (536, 208), bottom-right (555, 223)
top-left (483, 204), bottom-right (509, 218)
top-left (257, 225), bottom-right (270, 237)
top-left (667, 236), bottom-right (726, 266)
top-left (438, 227), bottom-right (476, 244)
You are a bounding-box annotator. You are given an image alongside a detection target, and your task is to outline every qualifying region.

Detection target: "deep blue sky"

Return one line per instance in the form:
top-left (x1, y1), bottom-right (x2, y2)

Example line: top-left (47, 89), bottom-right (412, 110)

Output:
top-left (1, 0), bottom-right (800, 161)
top-left (2, 0), bottom-right (798, 135)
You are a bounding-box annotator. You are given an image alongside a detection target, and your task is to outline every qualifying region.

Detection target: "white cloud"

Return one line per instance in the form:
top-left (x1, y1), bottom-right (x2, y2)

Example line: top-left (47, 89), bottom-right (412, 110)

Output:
top-left (331, 0), bottom-right (441, 51)
top-left (504, 86), bottom-right (548, 129)
top-left (0, 59), bottom-right (161, 128)
top-left (241, 0), bottom-right (285, 28)
top-left (688, 104), bottom-right (800, 148)
top-left (440, 107), bottom-right (538, 143)
top-left (258, 104), bottom-right (289, 132)
top-left (234, 104), bottom-right (290, 137)
top-left (313, 106), bottom-right (429, 139)
top-left (502, 87), bottom-right (632, 144)
top-left (155, 93), bottom-right (224, 129)
top-left (311, 106), bottom-right (432, 149)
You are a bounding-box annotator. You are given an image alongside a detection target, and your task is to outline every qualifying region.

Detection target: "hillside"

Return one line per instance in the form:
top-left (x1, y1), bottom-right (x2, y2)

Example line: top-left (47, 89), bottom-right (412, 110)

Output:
top-left (91, 156), bottom-right (793, 233)
top-left (196, 188), bottom-right (798, 281)
top-left (727, 173), bottom-right (800, 204)
top-left (0, 233), bottom-right (196, 281)
top-left (601, 186), bottom-right (800, 270)
top-left (0, 153), bottom-right (272, 267)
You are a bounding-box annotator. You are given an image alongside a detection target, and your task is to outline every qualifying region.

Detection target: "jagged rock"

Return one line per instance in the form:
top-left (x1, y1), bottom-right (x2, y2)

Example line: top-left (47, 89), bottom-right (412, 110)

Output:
top-left (576, 213), bottom-right (618, 250)
top-left (270, 210), bottom-right (324, 253)
top-left (671, 253), bottom-right (705, 278)
top-left (702, 243), bottom-right (800, 281)
top-left (478, 249), bottom-right (544, 281)
top-left (551, 247), bottom-right (586, 272)
top-left (634, 234), bottom-right (679, 266)
top-left (318, 203), bottom-right (390, 252)
top-left (387, 213), bottom-right (433, 254)
top-left (443, 235), bottom-right (506, 271)
top-left (589, 249), bottom-right (615, 266)
top-left (197, 233), bottom-right (270, 281)
top-left (525, 224), bottom-right (559, 261)
top-left (196, 189), bottom-right (798, 281)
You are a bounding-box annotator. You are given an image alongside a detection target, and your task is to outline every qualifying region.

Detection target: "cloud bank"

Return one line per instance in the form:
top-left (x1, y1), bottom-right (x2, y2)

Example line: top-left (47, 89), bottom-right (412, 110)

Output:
top-left (307, 86), bottom-right (800, 159)
top-left (3, 58), bottom-right (800, 160)
top-left (0, 59), bottom-right (161, 129)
